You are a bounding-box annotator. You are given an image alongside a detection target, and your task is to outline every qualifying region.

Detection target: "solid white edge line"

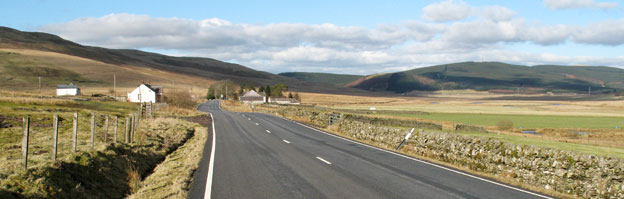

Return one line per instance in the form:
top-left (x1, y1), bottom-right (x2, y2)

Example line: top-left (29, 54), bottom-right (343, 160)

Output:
top-left (204, 112), bottom-right (217, 199)
top-left (283, 118), bottom-right (552, 199)
top-left (283, 139), bottom-right (290, 144)
top-left (316, 157), bottom-right (332, 165)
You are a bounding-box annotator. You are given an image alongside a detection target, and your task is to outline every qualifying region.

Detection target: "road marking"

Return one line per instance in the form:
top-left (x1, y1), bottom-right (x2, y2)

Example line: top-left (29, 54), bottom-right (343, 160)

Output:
top-left (266, 130), bottom-right (271, 133)
top-left (204, 112), bottom-right (217, 199)
top-left (288, 119), bottom-right (553, 199)
top-left (248, 118), bottom-right (251, 120)
top-left (282, 140), bottom-right (290, 144)
top-left (316, 157), bottom-right (332, 165)
top-left (255, 123), bottom-right (259, 125)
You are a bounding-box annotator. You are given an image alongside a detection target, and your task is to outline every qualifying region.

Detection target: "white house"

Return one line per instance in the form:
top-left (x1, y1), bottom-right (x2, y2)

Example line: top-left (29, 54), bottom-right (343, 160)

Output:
top-left (240, 90), bottom-right (265, 104)
top-left (127, 84), bottom-right (163, 103)
top-left (268, 97), bottom-right (300, 105)
top-left (56, 83), bottom-right (81, 96)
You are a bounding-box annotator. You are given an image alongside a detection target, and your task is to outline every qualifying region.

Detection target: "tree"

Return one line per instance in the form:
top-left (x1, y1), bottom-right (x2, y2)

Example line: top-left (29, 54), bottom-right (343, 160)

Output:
top-left (271, 83), bottom-right (288, 97)
top-left (265, 85), bottom-right (271, 97)
top-left (288, 92), bottom-right (293, 99)
top-left (258, 86), bottom-right (265, 93)
top-left (206, 86), bottom-right (216, 99)
top-left (294, 92), bottom-right (301, 102)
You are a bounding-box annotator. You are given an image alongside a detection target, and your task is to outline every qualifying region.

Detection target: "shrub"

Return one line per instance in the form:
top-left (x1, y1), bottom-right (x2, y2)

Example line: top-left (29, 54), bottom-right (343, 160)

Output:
top-left (164, 91), bottom-right (197, 109)
top-left (496, 120), bottom-right (514, 130)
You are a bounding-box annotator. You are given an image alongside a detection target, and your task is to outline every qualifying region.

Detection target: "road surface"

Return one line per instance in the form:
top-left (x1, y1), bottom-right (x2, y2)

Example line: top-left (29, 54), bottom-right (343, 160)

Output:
top-left (188, 100), bottom-right (551, 199)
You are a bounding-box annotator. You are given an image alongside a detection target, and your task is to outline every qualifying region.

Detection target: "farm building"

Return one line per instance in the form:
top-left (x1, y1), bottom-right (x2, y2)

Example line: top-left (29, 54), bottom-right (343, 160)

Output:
top-left (56, 83), bottom-right (81, 96)
top-left (127, 83), bottom-right (163, 103)
top-left (268, 97), bottom-right (300, 105)
top-left (240, 90), bottom-right (266, 104)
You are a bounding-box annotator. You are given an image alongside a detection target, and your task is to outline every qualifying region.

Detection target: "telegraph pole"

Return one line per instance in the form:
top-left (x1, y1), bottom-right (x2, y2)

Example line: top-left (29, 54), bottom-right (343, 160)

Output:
top-left (113, 74), bottom-right (116, 99)
top-left (38, 77), bottom-right (41, 95)
top-left (225, 85), bottom-right (228, 100)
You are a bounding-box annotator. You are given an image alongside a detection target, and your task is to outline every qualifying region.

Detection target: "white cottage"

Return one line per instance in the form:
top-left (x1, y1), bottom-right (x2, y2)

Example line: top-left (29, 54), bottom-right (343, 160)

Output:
top-left (127, 84), bottom-right (163, 103)
top-left (239, 90), bottom-right (265, 104)
top-left (56, 83), bottom-right (81, 96)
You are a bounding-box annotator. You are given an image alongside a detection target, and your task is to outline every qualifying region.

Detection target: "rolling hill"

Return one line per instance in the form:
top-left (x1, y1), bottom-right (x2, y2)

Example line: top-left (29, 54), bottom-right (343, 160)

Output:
top-left (278, 72), bottom-right (363, 87)
top-left (346, 62), bottom-right (624, 93)
top-left (0, 26), bottom-right (362, 94)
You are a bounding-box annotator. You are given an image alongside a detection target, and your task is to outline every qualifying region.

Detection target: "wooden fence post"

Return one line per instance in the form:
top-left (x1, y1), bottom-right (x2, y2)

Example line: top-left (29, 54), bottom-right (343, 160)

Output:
top-left (52, 115), bottom-right (59, 161)
top-left (22, 116), bottom-right (30, 170)
top-left (104, 115), bottom-right (109, 144)
top-left (90, 113), bottom-right (95, 149)
top-left (125, 116), bottom-right (130, 143)
top-left (114, 116), bottom-right (118, 143)
top-left (148, 102), bottom-right (152, 117)
top-left (72, 112), bottom-right (78, 152)
top-left (130, 114), bottom-right (135, 143)
top-left (138, 104), bottom-right (143, 119)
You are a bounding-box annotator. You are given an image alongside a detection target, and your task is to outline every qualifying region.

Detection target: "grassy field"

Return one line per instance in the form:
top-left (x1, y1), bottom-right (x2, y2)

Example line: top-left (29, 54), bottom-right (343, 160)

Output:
top-left (292, 91), bottom-right (624, 151)
top-left (384, 112), bottom-right (624, 129)
top-left (454, 131), bottom-right (624, 158)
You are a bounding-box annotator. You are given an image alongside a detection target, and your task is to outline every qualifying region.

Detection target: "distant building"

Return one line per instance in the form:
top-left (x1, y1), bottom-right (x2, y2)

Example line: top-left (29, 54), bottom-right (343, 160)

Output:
top-left (128, 83), bottom-right (163, 103)
top-left (240, 90), bottom-right (266, 104)
top-left (56, 83), bottom-right (81, 96)
top-left (269, 97), bottom-right (300, 105)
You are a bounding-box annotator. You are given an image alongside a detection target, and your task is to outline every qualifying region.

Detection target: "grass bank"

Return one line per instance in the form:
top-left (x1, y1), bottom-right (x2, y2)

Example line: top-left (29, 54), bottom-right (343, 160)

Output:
top-left (0, 117), bottom-right (198, 199)
top-left (129, 116), bottom-right (210, 199)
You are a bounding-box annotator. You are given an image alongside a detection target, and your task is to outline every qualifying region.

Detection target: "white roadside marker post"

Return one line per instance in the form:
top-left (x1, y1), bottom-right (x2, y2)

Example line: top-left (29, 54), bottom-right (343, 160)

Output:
top-left (396, 128), bottom-right (415, 150)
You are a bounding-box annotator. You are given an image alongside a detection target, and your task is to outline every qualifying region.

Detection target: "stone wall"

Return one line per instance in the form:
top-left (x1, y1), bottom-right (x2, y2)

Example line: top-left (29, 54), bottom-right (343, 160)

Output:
top-left (260, 105), bottom-right (624, 198)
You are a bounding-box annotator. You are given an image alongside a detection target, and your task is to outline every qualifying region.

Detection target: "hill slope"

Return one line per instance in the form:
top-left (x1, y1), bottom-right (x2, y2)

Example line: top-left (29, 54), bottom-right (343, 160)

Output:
top-left (347, 62), bottom-right (624, 93)
top-left (279, 72), bottom-right (363, 87)
top-left (0, 26), bottom-right (361, 94)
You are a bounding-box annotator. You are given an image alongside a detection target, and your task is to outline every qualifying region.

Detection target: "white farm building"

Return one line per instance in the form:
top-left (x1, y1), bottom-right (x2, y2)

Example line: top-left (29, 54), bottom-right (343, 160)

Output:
top-left (240, 90), bottom-right (266, 104)
top-left (56, 83), bottom-right (81, 96)
top-left (127, 84), bottom-right (163, 103)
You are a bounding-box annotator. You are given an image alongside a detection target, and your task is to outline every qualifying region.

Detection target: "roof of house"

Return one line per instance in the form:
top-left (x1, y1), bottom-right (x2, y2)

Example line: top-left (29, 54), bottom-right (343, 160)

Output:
top-left (141, 84), bottom-right (163, 93)
top-left (56, 83), bottom-right (79, 89)
top-left (241, 90), bottom-right (264, 97)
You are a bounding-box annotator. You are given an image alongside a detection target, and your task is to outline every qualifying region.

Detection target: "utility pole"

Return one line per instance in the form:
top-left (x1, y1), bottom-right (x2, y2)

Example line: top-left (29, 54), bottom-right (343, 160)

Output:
top-left (113, 74), bottom-right (116, 99)
top-left (38, 77), bottom-right (41, 95)
top-left (588, 86), bottom-right (591, 96)
top-left (225, 85), bottom-right (228, 100)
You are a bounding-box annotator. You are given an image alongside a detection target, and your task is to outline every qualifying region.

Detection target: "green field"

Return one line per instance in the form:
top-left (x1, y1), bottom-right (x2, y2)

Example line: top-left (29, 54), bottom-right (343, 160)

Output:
top-left (386, 112), bottom-right (624, 129)
top-left (455, 131), bottom-right (624, 158)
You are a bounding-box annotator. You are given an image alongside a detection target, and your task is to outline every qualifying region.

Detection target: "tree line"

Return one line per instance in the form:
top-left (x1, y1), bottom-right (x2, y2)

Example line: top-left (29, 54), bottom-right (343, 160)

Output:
top-left (206, 81), bottom-right (300, 102)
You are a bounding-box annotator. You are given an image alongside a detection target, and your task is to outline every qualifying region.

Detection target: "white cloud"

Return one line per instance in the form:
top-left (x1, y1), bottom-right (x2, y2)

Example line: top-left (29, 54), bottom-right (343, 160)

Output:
top-left (38, 12), bottom-right (624, 75)
top-left (422, 0), bottom-right (515, 22)
top-left (543, 0), bottom-right (618, 9)
top-left (422, 0), bottom-right (472, 22)
top-left (573, 19), bottom-right (624, 45)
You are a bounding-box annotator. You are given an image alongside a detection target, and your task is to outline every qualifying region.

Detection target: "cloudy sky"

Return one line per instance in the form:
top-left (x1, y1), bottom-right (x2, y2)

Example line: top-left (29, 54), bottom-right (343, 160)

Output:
top-left (2, 0), bottom-right (624, 75)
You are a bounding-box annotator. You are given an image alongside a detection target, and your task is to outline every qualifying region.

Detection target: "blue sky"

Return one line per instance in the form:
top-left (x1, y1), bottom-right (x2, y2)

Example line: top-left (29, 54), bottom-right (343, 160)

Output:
top-left (2, 0), bottom-right (624, 74)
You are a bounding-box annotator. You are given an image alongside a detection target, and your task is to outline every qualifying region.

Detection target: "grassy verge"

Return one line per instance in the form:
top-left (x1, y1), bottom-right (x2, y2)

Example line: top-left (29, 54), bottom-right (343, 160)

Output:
top-left (129, 123), bottom-right (208, 199)
top-left (0, 116), bottom-right (199, 199)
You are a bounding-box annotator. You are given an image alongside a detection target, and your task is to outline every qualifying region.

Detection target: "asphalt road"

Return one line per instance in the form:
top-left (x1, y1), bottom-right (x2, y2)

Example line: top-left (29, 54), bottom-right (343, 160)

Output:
top-left (188, 100), bottom-right (552, 199)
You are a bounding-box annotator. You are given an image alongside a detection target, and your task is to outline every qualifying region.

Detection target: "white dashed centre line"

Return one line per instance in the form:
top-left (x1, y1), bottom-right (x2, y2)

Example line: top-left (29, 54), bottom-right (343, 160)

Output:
top-left (266, 130), bottom-right (271, 133)
top-left (255, 123), bottom-right (259, 125)
top-left (316, 157), bottom-right (332, 165)
top-left (282, 140), bottom-right (290, 144)
top-left (248, 118), bottom-right (251, 120)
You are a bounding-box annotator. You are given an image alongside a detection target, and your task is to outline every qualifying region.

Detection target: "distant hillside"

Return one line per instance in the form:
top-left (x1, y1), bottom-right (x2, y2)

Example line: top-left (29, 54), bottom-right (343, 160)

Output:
top-left (0, 26), bottom-right (362, 94)
top-left (347, 62), bottom-right (624, 93)
top-left (279, 72), bottom-right (363, 87)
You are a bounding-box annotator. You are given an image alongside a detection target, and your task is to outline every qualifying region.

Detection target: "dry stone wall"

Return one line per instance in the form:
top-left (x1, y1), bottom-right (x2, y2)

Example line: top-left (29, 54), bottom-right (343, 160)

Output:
top-left (259, 105), bottom-right (624, 198)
